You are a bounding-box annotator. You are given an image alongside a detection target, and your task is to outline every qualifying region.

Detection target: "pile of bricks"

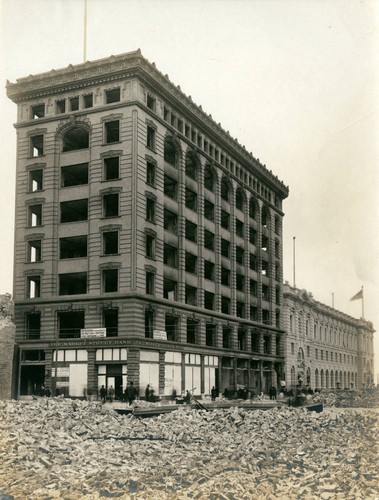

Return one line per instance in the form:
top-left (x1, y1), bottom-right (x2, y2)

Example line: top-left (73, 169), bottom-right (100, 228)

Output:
top-left (0, 398), bottom-right (377, 499)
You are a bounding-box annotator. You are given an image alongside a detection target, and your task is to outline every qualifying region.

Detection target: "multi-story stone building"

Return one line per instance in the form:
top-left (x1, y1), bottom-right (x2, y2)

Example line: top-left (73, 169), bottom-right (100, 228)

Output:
top-left (282, 283), bottom-right (375, 391)
top-left (7, 50), bottom-right (288, 399)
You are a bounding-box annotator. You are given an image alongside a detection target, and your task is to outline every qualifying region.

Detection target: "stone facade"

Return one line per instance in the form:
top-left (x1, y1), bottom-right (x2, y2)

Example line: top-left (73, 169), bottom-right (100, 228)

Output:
top-left (0, 294), bottom-right (15, 400)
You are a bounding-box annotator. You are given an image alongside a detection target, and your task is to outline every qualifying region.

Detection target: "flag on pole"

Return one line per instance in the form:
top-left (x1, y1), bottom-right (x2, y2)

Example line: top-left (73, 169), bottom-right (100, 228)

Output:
top-left (350, 289), bottom-right (363, 301)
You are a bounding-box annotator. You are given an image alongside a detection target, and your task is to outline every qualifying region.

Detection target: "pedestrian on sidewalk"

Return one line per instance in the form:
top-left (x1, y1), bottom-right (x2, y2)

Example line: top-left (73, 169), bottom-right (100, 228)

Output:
top-left (126, 381), bottom-right (137, 405)
top-left (108, 385), bottom-right (115, 403)
top-left (100, 385), bottom-right (107, 404)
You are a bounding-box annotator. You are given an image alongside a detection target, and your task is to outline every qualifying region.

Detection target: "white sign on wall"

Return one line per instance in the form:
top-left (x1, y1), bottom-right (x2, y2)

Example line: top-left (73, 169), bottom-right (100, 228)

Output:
top-left (53, 367), bottom-right (70, 377)
top-left (81, 328), bottom-right (106, 338)
top-left (153, 330), bottom-right (167, 340)
top-left (56, 381), bottom-right (69, 388)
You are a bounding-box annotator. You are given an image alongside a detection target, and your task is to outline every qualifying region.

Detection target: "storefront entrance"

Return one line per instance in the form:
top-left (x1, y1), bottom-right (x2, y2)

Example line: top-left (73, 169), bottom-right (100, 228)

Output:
top-left (20, 365), bottom-right (45, 396)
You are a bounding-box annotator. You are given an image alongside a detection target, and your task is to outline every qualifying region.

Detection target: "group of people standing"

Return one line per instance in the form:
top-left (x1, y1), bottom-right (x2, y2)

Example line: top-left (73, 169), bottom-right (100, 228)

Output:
top-left (99, 381), bottom-right (138, 405)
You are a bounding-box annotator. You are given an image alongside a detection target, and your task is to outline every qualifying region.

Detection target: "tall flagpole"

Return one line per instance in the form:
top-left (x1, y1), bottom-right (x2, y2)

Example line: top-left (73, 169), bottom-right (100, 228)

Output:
top-left (293, 237), bottom-right (296, 288)
top-left (84, 0), bottom-right (88, 62)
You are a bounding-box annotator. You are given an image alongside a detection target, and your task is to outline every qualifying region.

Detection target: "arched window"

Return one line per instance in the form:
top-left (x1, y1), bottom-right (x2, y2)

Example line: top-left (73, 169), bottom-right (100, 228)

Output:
top-left (249, 198), bottom-right (257, 219)
top-left (204, 165), bottom-right (215, 192)
top-left (298, 347), bottom-right (304, 361)
top-left (164, 137), bottom-right (178, 166)
top-left (235, 187), bottom-right (244, 211)
top-left (62, 126), bottom-right (89, 152)
top-left (185, 151), bottom-right (198, 180)
top-left (221, 177), bottom-right (230, 202)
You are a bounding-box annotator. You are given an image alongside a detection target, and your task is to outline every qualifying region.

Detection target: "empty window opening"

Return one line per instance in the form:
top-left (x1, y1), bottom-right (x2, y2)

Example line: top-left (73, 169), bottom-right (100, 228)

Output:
top-left (204, 229), bottom-right (214, 250)
top-left (105, 121), bottom-right (120, 143)
top-left (29, 169), bottom-right (43, 191)
top-left (27, 276), bottom-right (40, 298)
top-left (103, 268), bottom-right (118, 293)
top-left (204, 199), bottom-right (214, 221)
top-left (249, 198), bottom-right (257, 219)
top-left (262, 310), bottom-right (270, 325)
top-left (103, 193), bottom-right (119, 218)
top-left (164, 278), bottom-right (177, 300)
top-left (221, 296), bottom-right (231, 315)
top-left (238, 329), bottom-right (246, 350)
top-left (146, 272), bottom-right (155, 295)
top-left (221, 210), bottom-right (230, 230)
top-left (185, 152), bottom-right (198, 180)
top-left (28, 240), bottom-right (41, 262)
top-left (145, 309), bottom-right (154, 338)
top-left (164, 209), bottom-right (177, 232)
top-left (185, 252), bottom-right (197, 274)
top-left (204, 260), bottom-right (215, 281)
top-left (164, 107), bottom-right (169, 121)
top-left (104, 157), bottom-right (119, 180)
top-left (250, 306), bottom-right (258, 321)
top-left (221, 238), bottom-right (230, 258)
top-left (60, 235), bottom-right (87, 259)
top-left (204, 165), bottom-right (214, 192)
top-left (26, 312), bottom-right (41, 339)
top-left (206, 324), bottom-right (216, 346)
top-left (29, 204), bottom-right (42, 227)
top-left (250, 279), bottom-right (258, 297)
top-left (275, 240), bottom-right (280, 258)
top-left (59, 272), bottom-right (87, 295)
top-left (275, 216), bottom-right (280, 234)
top-left (187, 319), bottom-right (198, 344)
top-left (103, 309), bottom-right (118, 337)
top-left (70, 97), bottom-right (79, 111)
top-left (171, 114), bottom-right (176, 127)
top-left (30, 135), bottom-right (44, 157)
top-left (147, 94), bottom-right (155, 110)
top-left (165, 314), bottom-right (178, 341)
top-left (146, 161), bottom-right (155, 186)
top-left (185, 124), bottom-right (190, 138)
top-left (185, 220), bottom-right (197, 242)
top-left (249, 253), bottom-right (257, 271)
top-left (262, 260), bottom-right (269, 276)
top-left (83, 94), bottom-right (93, 108)
top-left (61, 163), bottom-right (88, 187)
top-left (58, 311), bottom-right (84, 339)
top-left (164, 244), bottom-right (177, 267)
top-left (56, 100), bottom-right (66, 113)
top-left (236, 219), bottom-right (244, 238)
top-left (103, 231), bottom-right (118, 255)
top-left (249, 227), bottom-right (257, 245)
top-left (62, 127), bottom-right (89, 152)
top-left (221, 266), bottom-right (230, 286)
top-left (275, 263), bottom-right (280, 281)
top-left (261, 209), bottom-right (269, 228)
top-left (177, 119), bottom-right (183, 133)
top-left (185, 285), bottom-right (197, 306)
top-left (236, 274), bottom-right (244, 292)
top-left (236, 246), bottom-right (244, 265)
top-left (221, 178), bottom-right (230, 201)
top-left (263, 335), bottom-right (271, 353)
top-left (236, 301), bottom-right (245, 318)
top-left (145, 233), bottom-right (155, 258)
top-left (164, 175), bottom-right (177, 199)
top-left (164, 137), bottom-right (177, 165)
top-left (32, 104), bottom-right (45, 119)
top-left (223, 326), bottom-right (231, 348)
top-left (60, 199), bottom-right (88, 223)
top-left (106, 88), bottom-right (120, 104)
top-left (261, 236), bottom-right (269, 252)
top-left (204, 291), bottom-right (214, 310)
top-left (146, 197), bottom-right (155, 222)
top-left (235, 188), bottom-right (244, 211)
top-left (262, 284), bottom-right (270, 301)
top-left (147, 126), bottom-right (156, 150)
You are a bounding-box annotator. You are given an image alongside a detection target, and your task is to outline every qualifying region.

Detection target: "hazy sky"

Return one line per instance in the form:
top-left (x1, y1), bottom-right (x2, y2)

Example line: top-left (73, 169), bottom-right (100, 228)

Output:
top-left (1, 0), bottom-right (378, 374)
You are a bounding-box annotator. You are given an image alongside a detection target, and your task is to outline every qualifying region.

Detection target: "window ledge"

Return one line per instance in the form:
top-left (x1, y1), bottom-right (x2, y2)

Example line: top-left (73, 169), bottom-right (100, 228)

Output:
top-left (102, 141), bottom-right (122, 146)
top-left (146, 146), bottom-right (156, 154)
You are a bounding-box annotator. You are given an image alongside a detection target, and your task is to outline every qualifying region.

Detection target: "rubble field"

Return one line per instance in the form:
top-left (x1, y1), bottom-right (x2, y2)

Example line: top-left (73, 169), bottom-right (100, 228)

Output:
top-left (0, 397), bottom-right (378, 499)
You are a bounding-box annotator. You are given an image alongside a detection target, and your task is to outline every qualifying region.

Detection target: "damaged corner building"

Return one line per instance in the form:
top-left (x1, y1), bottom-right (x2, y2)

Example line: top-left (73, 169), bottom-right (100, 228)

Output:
top-left (8, 49), bottom-right (293, 400)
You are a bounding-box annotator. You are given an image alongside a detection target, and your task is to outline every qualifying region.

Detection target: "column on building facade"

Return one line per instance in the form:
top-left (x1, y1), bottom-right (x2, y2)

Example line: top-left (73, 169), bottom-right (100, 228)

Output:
top-left (177, 147), bottom-right (186, 303)
top-left (214, 322), bottom-right (223, 349)
top-left (127, 348), bottom-right (140, 388)
top-left (87, 349), bottom-right (97, 394)
top-left (158, 351), bottom-right (165, 396)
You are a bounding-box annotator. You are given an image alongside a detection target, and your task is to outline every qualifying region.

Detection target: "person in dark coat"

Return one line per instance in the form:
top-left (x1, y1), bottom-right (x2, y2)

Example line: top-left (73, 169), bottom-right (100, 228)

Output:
top-left (184, 390), bottom-right (191, 404)
top-left (211, 386), bottom-right (217, 401)
top-left (108, 385), bottom-right (115, 403)
top-left (269, 385), bottom-right (277, 400)
top-left (145, 384), bottom-right (151, 402)
top-left (100, 385), bottom-right (107, 404)
top-left (126, 381), bottom-right (137, 405)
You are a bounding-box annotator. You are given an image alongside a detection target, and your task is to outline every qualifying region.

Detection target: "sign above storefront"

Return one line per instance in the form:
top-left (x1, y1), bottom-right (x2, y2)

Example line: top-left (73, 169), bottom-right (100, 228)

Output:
top-left (153, 330), bottom-right (167, 340)
top-left (81, 328), bottom-right (106, 338)
top-left (56, 381), bottom-right (69, 388)
top-left (53, 367), bottom-right (70, 377)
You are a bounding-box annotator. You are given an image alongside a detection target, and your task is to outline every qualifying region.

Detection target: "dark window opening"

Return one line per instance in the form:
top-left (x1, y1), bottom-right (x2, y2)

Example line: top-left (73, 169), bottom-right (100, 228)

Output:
top-left (261, 236), bottom-right (269, 252)
top-left (145, 233), bottom-right (155, 258)
top-left (147, 94), bottom-right (155, 110)
top-left (146, 161), bottom-right (155, 186)
top-left (221, 296), bottom-right (230, 315)
top-left (236, 246), bottom-right (244, 265)
top-left (249, 199), bottom-right (257, 219)
top-left (206, 324), bottom-right (216, 346)
top-left (251, 332), bottom-right (259, 351)
top-left (29, 169), bottom-right (43, 192)
top-left (165, 314), bottom-right (178, 341)
top-left (177, 119), bottom-right (183, 133)
top-left (276, 311), bottom-right (280, 329)
top-left (185, 188), bottom-right (197, 211)
top-left (187, 319), bottom-right (198, 344)
top-left (83, 94), bottom-right (93, 108)
top-left (236, 219), bottom-right (244, 238)
top-left (238, 329), bottom-right (246, 350)
top-left (221, 238), bottom-right (230, 258)
top-left (250, 279), bottom-right (258, 297)
top-left (146, 271), bottom-right (155, 295)
top-left (204, 166), bottom-right (214, 191)
top-left (185, 285), bottom-right (197, 306)
top-left (26, 312), bottom-right (41, 340)
top-left (262, 260), bottom-right (269, 277)
top-left (31, 135), bottom-right (44, 157)
top-left (261, 210), bottom-right (269, 228)
top-left (103, 231), bottom-right (118, 255)
top-left (29, 204), bottom-right (42, 227)
top-left (275, 217), bottom-right (280, 234)
top-left (164, 278), bottom-right (177, 300)
top-left (249, 253), bottom-right (257, 271)
top-left (204, 199), bottom-right (214, 221)
top-left (221, 178), bottom-right (230, 201)
top-left (103, 193), bottom-right (119, 218)
top-left (275, 240), bottom-right (280, 258)
top-left (103, 268), bottom-right (118, 293)
top-left (147, 127), bottom-right (156, 150)
top-left (104, 157), bottom-right (119, 180)
top-left (236, 274), bottom-right (244, 292)
top-left (60, 199), bottom-right (88, 223)
top-left (22, 350), bottom-right (45, 361)
top-left (56, 100), bottom-right (66, 114)
top-left (223, 326), bottom-right (231, 348)
top-left (62, 127), bottom-right (88, 152)
top-left (28, 240), bottom-right (41, 262)
top-left (58, 311), bottom-right (84, 339)
top-left (185, 220), bottom-right (197, 242)
top-left (204, 291), bottom-right (214, 310)
top-left (250, 306), bottom-right (258, 321)
top-left (164, 209), bottom-right (177, 233)
top-left (70, 97), bottom-right (79, 111)
top-left (275, 263), bottom-right (280, 281)
top-left (164, 244), bottom-right (177, 267)
top-left (262, 310), bottom-right (270, 325)
top-left (32, 104), bottom-right (45, 119)
top-left (27, 276), bottom-right (40, 298)
top-left (249, 227), bottom-right (257, 245)
top-left (61, 163), bottom-right (88, 187)
top-left (204, 229), bottom-right (214, 250)
top-left (263, 335), bottom-right (271, 353)
top-left (59, 272), bottom-right (87, 295)
top-left (60, 235), bottom-right (87, 259)
top-left (185, 152), bottom-right (197, 180)
top-left (146, 197), bottom-right (155, 222)
top-left (236, 301), bottom-right (245, 318)
top-left (145, 309), bottom-right (154, 338)
top-left (204, 260), bottom-right (214, 281)
top-left (106, 88), bottom-right (120, 103)
top-left (221, 266), bottom-right (230, 286)
top-left (235, 189), bottom-right (244, 211)
top-left (262, 284), bottom-right (270, 301)
top-left (221, 210), bottom-right (230, 229)
top-left (185, 252), bottom-right (197, 274)
top-left (105, 121), bottom-right (120, 143)
top-left (164, 175), bottom-right (177, 199)
top-left (103, 309), bottom-right (118, 337)
top-left (275, 286), bottom-right (280, 305)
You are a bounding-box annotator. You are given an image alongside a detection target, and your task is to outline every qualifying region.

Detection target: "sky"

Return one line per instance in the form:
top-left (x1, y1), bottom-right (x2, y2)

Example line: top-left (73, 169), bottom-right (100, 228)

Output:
top-left (0, 0), bottom-right (378, 376)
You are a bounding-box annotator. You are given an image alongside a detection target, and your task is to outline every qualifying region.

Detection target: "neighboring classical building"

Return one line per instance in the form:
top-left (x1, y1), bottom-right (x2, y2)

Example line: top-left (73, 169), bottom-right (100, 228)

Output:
top-left (0, 294), bottom-right (16, 400)
top-left (282, 283), bottom-right (375, 391)
top-left (7, 50), bottom-right (289, 399)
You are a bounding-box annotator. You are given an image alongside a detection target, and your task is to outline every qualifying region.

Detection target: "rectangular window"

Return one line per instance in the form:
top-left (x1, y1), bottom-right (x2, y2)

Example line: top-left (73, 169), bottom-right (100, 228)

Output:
top-left (221, 210), bottom-right (230, 229)
top-left (60, 199), bottom-right (88, 223)
top-left (164, 278), bottom-right (177, 301)
top-left (187, 319), bottom-right (198, 344)
top-left (30, 135), bottom-right (44, 157)
top-left (250, 253), bottom-right (257, 271)
top-left (185, 252), bottom-right (197, 274)
top-left (26, 312), bottom-right (41, 339)
top-left (59, 272), bottom-right (87, 295)
top-left (221, 296), bottom-right (230, 315)
top-left (204, 260), bottom-right (214, 281)
top-left (61, 163), bottom-right (88, 187)
top-left (204, 199), bottom-right (214, 221)
top-left (262, 284), bottom-right (270, 301)
top-left (204, 291), bottom-right (214, 310)
top-left (147, 126), bottom-right (155, 149)
top-left (185, 285), bottom-right (197, 306)
top-left (147, 94), bottom-right (155, 110)
top-left (103, 309), bottom-right (118, 337)
top-left (56, 99), bottom-right (66, 113)
top-left (164, 209), bottom-right (177, 232)
top-left (206, 324), bottom-right (216, 347)
top-left (221, 266), bottom-right (230, 286)
top-left (204, 229), bottom-right (214, 250)
top-left (185, 220), bottom-right (197, 242)
top-left (145, 233), bottom-right (155, 259)
top-left (60, 235), bottom-right (87, 259)
top-left (105, 121), bottom-right (120, 143)
top-left (58, 311), bottom-right (84, 339)
top-left (307, 346), bottom-right (310, 357)
top-left (106, 88), bottom-right (120, 103)
top-left (83, 93), bottom-right (93, 108)
top-left (27, 276), bottom-right (40, 298)
top-left (236, 274), bottom-right (244, 292)
top-left (261, 260), bottom-right (269, 276)
top-left (29, 204), bottom-right (42, 227)
top-left (29, 169), bottom-right (43, 191)
top-left (236, 301), bottom-right (245, 318)
top-left (262, 309), bottom-right (269, 324)
top-left (250, 279), bottom-right (257, 297)
top-left (250, 306), bottom-right (258, 321)
top-left (70, 97), bottom-right (79, 111)
top-left (103, 193), bottom-right (119, 218)
top-left (221, 238), bottom-right (230, 258)
top-left (145, 309), bottom-right (154, 338)
top-left (165, 314), bottom-right (178, 341)
top-left (185, 188), bottom-right (197, 211)
top-left (102, 231), bottom-right (118, 255)
top-left (103, 269), bottom-right (118, 293)
top-left (104, 157), bottom-right (119, 180)
top-left (249, 227), bottom-right (257, 245)
top-left (321, 350), bottom-right (324, 360)
top-left (236, 246), bottom-right (244, 265)
top-left (146, 272), bottom-right (155, 295)
top-left (31, 104), bottom-right (45, 119)
top-left (164, 244), bottom-right (177, 267)
top-left (146, 161), bottom-right (155, 186)
top-left (236, 219), bottom-right (244, 238)
top-left (146, 197), bottom-right (155, 222)
top-left (164, 175), bottom-right (177, 199)
top-left (291, 343), bottom-right (295, 355)
top-left (28, 240), bottom-right (41, 262)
